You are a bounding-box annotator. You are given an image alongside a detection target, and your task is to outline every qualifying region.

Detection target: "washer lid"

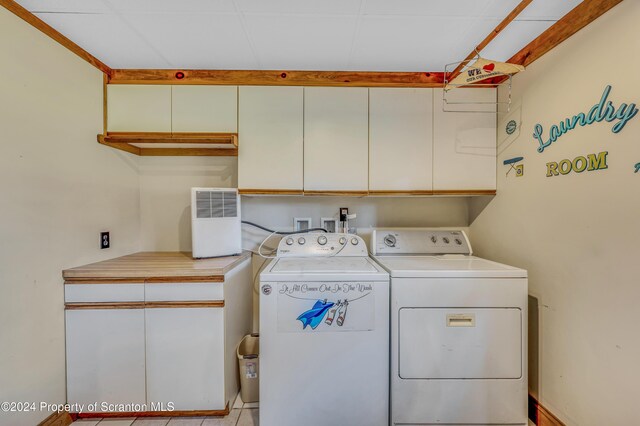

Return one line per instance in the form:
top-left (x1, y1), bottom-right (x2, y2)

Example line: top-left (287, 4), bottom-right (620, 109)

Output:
top-left (372, 255), bottom-right (527, 278)
top-left (261, 257), bottom-right (389, 281)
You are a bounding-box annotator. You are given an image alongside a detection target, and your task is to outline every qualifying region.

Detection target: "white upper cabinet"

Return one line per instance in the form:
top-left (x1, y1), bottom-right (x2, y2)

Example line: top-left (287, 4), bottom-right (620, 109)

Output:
top-left (172, 86), bottom-right (238, 133)
top-left (433, 88), bottom-right (497, 191)
top-left (304, 87), bottom-right (369, 192)
top-left (107, 85), bottom-right (172, 132)
top-left (238, 86), bottom-right (304, 191)
top-left (369, 88), bottom-right (434, 192)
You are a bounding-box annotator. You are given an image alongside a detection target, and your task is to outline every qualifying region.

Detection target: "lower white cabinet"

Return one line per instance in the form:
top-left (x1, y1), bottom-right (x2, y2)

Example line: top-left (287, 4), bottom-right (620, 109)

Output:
top-left (64, 257), bottom-right (252, 414)
top-left (145, 307), bottom-right (225, 410)
top-left (66, 308), bottom-right (146, 410)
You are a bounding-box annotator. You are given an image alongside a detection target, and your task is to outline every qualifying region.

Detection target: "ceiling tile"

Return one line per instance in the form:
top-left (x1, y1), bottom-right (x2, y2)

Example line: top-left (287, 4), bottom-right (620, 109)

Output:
top-left (243, 14), bottom-right (357, 70)
top-left (518, 0), bottom-right (583, 20)
top-left (363, 0), bottom-right (516, 17)
top-left (236, 0), bottom-right (362, 15)
top-left (17, 0), bottom-right (110, 13)
top-left (34, 12), bottom-right (171, 68)
top-left (103, 0), bottom-right (236, 14)
top-left (480, 0), bottom-right (529, 19)
top-left (480, 20), bottom-right (556, 62)
top-left (350, 16), bottom-right (478, 71)
top-left (121, 13), bottom-right (258, 69)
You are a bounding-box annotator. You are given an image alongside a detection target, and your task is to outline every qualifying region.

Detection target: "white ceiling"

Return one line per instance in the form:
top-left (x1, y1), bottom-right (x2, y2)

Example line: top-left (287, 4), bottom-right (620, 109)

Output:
top-left (16, 0), bottom-right (582, 71)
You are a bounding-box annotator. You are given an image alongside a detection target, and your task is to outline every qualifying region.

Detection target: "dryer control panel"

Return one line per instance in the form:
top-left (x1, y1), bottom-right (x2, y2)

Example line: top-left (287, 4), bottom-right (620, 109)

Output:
top-left (371, 229), bottom-right (472, 255)
top-left (277, 232), bottom-right (368, 257)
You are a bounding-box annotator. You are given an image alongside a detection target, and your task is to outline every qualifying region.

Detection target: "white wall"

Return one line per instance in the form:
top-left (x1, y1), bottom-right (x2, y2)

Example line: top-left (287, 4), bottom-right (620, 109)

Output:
top-left (469, 2), bottom-right (639, 425)
top-left (0, 8), bottom-right (141, 425)
top-left (139, 156), bottom-right (236, 251)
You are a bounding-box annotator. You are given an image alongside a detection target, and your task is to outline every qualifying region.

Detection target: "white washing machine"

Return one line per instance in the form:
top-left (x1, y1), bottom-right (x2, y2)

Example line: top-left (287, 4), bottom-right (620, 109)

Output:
top-left (370, 228), bottom-right (528, 426)
top-left (259, 232), bottom-right (390, 426)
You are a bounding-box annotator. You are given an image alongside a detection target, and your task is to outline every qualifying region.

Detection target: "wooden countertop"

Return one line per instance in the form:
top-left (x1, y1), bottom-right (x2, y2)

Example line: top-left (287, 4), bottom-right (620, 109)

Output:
top-left (63, 251), bottom-right (251, 282)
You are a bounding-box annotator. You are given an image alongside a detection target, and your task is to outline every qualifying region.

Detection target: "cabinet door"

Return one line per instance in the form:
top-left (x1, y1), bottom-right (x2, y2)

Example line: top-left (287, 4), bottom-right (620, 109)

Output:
top-left (145, 307), bottom-right (226, 410)
top-left (238, 86), bottom-right (303, 191)
top-left (433, 88), bottom-right (497, 191)
top-left (304, 87), bottom-right (369, 192)
top-left (369, 88), bottom-right (433, 192)
top-left (66, 308), bottom-right (146, 410)
top-left (172, 86), bottom-right (238, 132)
top-left (107, 85), bottom-right (171, 132)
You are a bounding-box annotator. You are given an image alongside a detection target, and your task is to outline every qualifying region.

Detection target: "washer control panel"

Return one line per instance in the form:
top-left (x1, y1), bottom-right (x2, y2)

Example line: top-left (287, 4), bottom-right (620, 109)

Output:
top-left (371, 228), bottom-right (472, 255)
top-left (277, 232), bottom-right (368, 257)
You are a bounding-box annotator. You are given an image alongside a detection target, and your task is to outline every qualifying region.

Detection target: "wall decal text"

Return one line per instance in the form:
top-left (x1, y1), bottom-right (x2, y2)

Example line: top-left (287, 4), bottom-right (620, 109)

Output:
top-left (546, 151), bottom-right (608, 177)
top-left (534, 86), bottom-right (638, 153)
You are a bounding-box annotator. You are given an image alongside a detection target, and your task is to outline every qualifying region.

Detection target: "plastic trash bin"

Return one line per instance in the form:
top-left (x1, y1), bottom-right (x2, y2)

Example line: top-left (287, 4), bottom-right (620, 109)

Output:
top-left (237, 333), bottom-right (259, 403)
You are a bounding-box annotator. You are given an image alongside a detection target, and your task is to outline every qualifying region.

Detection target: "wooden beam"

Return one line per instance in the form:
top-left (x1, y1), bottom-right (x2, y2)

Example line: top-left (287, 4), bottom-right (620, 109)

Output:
top-left (508, 0), bottom-right (623, 67)
top-left (447, 0), bottom-right (533, 81)
top-left (0, 0), bottom-right (111, 75)
top-left (108, 69), bottom-right (446, 87)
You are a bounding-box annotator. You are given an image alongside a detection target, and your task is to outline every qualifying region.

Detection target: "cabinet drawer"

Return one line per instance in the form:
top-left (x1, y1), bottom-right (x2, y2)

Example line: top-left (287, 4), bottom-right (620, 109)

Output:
top-left (65, 284), bottom-right (144, 303)
top-left (145, 282), bottom-right (224, 302)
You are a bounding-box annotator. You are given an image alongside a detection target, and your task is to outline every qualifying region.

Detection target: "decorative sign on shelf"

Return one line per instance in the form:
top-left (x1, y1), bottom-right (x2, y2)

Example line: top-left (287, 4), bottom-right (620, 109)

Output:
top-left (546, 151), bottom-right (608, 178)
top-left (533, 86), bottom-right (638, 153)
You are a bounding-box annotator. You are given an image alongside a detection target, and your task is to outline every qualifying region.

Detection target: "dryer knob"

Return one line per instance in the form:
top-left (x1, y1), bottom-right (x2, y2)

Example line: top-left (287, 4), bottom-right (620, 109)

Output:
top-left (339, 237), bottom-right (347, 245)
top-left (383, 234), bottom-right (396, 247)
top-left (286, 237), bottom-right (294, 245)
top-left (317, 235), bottom-right (328, 245)
top-left (298, 237), bottom-right (306, 245)
top-left (350, 237), bottom-right (359, 245)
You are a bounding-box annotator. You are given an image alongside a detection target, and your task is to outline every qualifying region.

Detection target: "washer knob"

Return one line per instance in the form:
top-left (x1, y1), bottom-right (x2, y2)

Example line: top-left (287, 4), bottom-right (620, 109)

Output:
top-left (383, 234), bottom-right (396, 247)
top-left (351, 237), bottom-right (359, 245)
top-left (298, 237), bottom-right (306, 245)
top-left (443, 237), bottom-right (450, 244)
top-left (339, 237), bottom-right (347, 245)
top-left (455, 238), bottom-right (462, 245)
top-left (286, 237), bottom-right (294, 245)
top-left (430, 235), bottom-right (437, 243)
top-left (317, 235), bottom-right (328, 245)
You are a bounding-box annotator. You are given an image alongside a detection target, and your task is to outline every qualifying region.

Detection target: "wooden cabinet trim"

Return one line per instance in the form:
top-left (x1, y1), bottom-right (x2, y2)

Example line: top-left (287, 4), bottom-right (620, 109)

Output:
top-left (239, 189), bottom-right (304, 196)
top-left (145, 301), bottom-right (225, 309)
top-left (65, 302), bottom-right (145, 310)
top-left (75, 404), bottom-right (229, 419)
top-left (65, 301), bottom-right (225, 309)
top-left (432, 190), bottom-right (497, 196)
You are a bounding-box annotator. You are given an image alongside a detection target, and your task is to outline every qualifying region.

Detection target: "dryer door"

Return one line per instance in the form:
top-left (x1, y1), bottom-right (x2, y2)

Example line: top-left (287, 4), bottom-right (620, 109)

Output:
top-left (399, 307), bottom-right (522, 379)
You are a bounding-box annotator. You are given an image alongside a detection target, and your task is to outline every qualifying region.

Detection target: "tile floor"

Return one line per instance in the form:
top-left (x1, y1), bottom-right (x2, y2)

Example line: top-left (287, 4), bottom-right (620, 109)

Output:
top-left (70, 396), bottom-right (534, 426)
top-left (71, 394), bottom-right (258, 426)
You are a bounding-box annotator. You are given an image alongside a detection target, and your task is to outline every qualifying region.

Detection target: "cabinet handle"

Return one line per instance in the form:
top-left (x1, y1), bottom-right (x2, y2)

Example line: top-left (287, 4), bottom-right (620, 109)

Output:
top-left (446, 314), bottom-right (475, 327)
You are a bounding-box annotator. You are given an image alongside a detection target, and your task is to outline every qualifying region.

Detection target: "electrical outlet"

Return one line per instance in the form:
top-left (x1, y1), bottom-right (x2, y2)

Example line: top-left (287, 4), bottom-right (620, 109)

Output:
top-left (339, 208), bottom-right (348, 222)
top-left (100, 232), bottom-right (110, 249)
top-left (294, 218), bottom-right (312, 232)
top-left (321, 218), bottom-right (338, 233)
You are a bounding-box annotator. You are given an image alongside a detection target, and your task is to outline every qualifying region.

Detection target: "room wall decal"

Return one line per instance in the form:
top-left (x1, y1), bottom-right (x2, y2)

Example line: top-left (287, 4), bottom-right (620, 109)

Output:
top-left (533, 85), bottom-right (638, 153)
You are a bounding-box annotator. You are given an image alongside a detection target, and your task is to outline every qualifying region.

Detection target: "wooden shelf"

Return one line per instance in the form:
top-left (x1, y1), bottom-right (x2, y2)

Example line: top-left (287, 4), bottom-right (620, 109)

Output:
top-left (97, 132), bottom-right (238, 156)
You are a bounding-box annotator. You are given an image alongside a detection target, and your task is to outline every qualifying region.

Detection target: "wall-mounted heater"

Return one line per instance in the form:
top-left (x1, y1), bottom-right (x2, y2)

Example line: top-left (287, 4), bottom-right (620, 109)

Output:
top-left (191, 188), bottom-right (241, 258)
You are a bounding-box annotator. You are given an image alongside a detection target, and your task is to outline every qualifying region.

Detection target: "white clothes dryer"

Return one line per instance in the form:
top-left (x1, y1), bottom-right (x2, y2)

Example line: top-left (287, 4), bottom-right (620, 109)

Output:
top-left (371, 228), bottom-right (528, 426)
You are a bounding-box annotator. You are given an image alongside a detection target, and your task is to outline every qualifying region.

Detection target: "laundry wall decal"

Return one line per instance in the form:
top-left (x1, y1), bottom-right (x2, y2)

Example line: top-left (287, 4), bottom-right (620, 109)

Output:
top-left (533, 85), bottom-right (638, 153)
